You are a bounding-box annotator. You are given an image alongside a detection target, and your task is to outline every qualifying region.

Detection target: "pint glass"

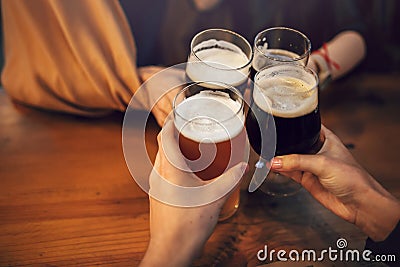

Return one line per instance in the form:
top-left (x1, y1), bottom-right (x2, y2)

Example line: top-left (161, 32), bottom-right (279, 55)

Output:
top-left (173, 82), bottom-right (246, 220)
top-left (246, 64), bottom-right (323, 196)
top-left (251, 27), bottom-right (311, 79)
top-left (186, 28), bottom-right (252, 94)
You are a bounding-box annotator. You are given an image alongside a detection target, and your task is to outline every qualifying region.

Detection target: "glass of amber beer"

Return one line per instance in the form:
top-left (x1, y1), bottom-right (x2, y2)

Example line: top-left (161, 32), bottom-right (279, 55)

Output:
top-left (246, 64), bottom-right (323, 196)
top-left (173, 82), bottom-right (246, 220)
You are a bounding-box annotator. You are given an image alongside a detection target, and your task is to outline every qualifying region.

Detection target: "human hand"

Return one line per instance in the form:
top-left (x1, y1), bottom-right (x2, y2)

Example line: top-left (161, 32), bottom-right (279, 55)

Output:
top-left (270, 126), bottom-right (400, 241)
top-left (140, 119), bottom-right (247, 267)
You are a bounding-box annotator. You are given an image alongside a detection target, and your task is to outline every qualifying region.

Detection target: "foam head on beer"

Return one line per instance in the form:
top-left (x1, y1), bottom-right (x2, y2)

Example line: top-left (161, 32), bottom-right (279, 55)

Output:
top-left (253, 65), bottom-right (318, 118)
top-left (253, 45), bottom-right (304, 72)
top-left (174, 89), bottom-right (246, 180)
top-left (246, 64), bottom-right (321, 157)
top-left (186, 39), bottom-right (251, 88)
top-left (175, 90), bottom-right (244, 143)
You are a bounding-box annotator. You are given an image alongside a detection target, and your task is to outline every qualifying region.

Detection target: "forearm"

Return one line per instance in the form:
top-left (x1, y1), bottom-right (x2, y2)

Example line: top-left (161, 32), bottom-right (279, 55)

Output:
top-left (322, 31), bottom-right (366, 80)
top-left (2, 0), bottom-right (140, 115)
top-left (355, 184), bottom-right (400, 241)
top-left (140, 239), bottom-right (199, 267)
top-left (308, 31), bottom-right (366, 87)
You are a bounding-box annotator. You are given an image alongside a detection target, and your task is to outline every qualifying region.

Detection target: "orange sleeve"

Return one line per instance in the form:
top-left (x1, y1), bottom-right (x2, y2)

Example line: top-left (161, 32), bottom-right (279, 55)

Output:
top-left (1, 0), bottom-right (143, 115)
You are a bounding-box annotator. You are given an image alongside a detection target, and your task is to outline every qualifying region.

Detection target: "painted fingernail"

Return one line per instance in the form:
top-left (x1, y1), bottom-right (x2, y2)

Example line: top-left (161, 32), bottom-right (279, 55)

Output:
top-left (271, 158), bottom-right (283, 169)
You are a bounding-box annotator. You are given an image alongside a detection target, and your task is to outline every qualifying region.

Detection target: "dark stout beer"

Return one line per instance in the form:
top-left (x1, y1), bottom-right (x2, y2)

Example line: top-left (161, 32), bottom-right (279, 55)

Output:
top-left (246, 65), bottom-right (322, 158)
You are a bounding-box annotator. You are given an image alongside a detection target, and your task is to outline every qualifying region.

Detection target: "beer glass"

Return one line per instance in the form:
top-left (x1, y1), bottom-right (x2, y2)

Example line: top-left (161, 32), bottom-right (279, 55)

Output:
top-left (251, 27), bottom-right (311, 79)
top-left (186, 28), bottom-right (253, 94)
top-left (246, 64), bottom-right (323, 196)
top-left (173, 82), bottom-right (246, 220)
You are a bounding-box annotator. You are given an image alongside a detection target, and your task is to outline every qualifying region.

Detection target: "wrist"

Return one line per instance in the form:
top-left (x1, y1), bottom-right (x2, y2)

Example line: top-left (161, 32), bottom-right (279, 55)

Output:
top-left (141, 221), bottom-right (208, 267)
top-left (141, 237), bottom-right (199, 267)
top-left (354, 184), bottom-right (400, 241)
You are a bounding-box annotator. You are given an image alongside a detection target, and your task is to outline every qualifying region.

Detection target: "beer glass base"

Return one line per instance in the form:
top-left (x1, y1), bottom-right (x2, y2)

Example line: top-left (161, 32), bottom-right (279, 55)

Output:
top-left (218, 187), bottom-right (240, 222)
top-left (260, 172), bottom-right (302, 197)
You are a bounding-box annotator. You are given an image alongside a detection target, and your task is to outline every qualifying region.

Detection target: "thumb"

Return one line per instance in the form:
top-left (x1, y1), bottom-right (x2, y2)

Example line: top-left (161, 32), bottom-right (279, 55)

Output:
top-left (271, 154), bottom-right (329, 178)
top-left (207, 162), bottom-right (248, 198)
top-left (217, 162), bottom-right (248, 182)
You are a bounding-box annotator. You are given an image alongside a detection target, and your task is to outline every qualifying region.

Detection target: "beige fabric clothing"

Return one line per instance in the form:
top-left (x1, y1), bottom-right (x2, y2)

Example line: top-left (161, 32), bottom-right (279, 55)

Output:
top-left (1, 0), bottom-right (145, 116)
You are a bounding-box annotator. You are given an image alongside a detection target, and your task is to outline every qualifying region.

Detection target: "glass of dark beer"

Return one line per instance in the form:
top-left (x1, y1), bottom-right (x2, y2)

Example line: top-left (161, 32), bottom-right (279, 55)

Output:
top-left (186, 28), bottom-right (253, 94)
top-left (173, 82), bottom-right (246, 220)
top-left (251, 27), bottom-right (311, 79)
top-left (246, 64), bottom-right (323, 196)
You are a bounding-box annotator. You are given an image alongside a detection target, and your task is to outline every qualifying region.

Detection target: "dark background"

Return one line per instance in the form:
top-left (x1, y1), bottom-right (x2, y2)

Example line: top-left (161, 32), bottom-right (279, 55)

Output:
top-left (121, 0), bottom-right (400, 74)
top-left (1, 0), bottom-right (399, 74)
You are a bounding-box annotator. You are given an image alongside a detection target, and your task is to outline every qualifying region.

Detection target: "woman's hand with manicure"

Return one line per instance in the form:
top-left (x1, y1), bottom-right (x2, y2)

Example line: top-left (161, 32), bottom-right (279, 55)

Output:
top-left (270, 126), bottom-right (400, 241)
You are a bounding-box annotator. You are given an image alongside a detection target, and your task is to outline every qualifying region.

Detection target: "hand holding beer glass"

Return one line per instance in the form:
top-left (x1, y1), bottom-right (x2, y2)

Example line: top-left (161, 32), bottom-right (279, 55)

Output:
top-left (247, 64), bottom-right (323, 196)
top-left (178, 28), bottom-right (252, 220)
top-left (247, 27), bottom-right (319, 196)
top-left (173, 82), bottom-right (247, 221)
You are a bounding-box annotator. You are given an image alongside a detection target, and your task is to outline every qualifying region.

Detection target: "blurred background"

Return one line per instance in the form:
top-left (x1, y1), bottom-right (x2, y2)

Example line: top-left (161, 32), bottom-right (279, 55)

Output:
top-left (119, 0), bottom-right (400, 74)
top-left (0, 2), bottom-right (398, 265)
top-left (1, 0), bottom-right (399, 75)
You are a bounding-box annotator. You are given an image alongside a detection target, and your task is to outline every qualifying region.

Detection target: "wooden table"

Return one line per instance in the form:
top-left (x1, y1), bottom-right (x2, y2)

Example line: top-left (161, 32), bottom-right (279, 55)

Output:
top-left (1, 73), bottom-right (399, 266)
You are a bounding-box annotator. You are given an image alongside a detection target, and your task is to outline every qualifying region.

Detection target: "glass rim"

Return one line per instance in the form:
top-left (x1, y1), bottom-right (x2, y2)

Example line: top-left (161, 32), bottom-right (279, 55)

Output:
top-left (173, 81), bottom-right (244, 125)
top-left (190, 28), bottom-right (253, 71)
top-left (254, 64), bottom-right (319, 96)
top-left (253, 26), bottom-right (311, 63)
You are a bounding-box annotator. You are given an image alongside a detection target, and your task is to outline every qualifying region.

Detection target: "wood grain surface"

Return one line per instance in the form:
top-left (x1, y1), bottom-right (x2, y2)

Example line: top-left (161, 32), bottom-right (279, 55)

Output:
top-left (0, 73), bottom-right (399, 266)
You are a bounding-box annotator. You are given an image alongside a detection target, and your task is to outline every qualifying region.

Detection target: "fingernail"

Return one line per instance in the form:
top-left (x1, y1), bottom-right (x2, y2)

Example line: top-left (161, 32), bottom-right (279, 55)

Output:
top-left (271, 158), bottom-right (283, 169)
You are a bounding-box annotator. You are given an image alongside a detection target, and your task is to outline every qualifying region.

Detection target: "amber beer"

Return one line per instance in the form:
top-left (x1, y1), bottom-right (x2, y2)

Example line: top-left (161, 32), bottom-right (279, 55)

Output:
top-left (174, 84), bottom-right (245, 220)
top-left (178, 128), bottom-right (246, 180)
top-left (246, 64), bottom-right (322, 159)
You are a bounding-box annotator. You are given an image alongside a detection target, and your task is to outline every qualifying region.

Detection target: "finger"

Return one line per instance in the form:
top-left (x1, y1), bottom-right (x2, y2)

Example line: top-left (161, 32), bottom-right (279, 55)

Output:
top-left (158, 95), bottom-right (173, 116)
top-left (157, 118), bottom-right (198, 174)
top-left (276, 170), bottom-right (304, 183)
top-left (205, 162), bottom-right (247, 199)
top-left (321, 124), bottom-right (330, 135)
top-left (156, 114), bottom-right (174, 145)
top-left (216, 162), bottom-right (248, 182)
top-left (319, 125), bottom-right (358, 164)
top-left (320, 125), bottom-right (342, 148)
top-left (152, 108), bottom-right (168, 127)
top-left (157, 116), bottom-right (179, 157)
top-left (299, 171), bottom-right (325, 192)
top-left (271, 154), bottom-right (329, 178)
top-left (152, 96), bottom-right (174, 126)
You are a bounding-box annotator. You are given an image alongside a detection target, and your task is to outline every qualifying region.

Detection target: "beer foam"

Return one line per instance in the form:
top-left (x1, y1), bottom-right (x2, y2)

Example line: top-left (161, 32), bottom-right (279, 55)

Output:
top-left (186, 39), bottom-right (250, 86)
top-left (174, 91), bottom-right (244, 143)
top-left (253, 48), bottom-right (303, 71)
top-left (254, 75), bottom-right (318, 118)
